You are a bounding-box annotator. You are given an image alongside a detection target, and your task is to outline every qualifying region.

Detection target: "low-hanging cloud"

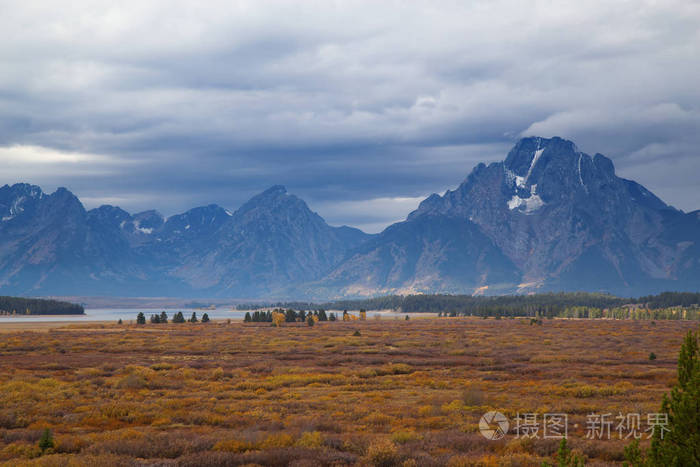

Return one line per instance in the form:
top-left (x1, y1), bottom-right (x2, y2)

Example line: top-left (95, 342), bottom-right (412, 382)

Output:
top-left (0, 0), bottom-right (698, 230)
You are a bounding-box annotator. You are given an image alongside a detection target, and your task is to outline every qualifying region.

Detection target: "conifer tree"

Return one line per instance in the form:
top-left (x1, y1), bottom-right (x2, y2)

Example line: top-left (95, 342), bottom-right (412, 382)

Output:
top-left (647, 329), bottom-right (699, 466)
top-left (38, 428), bottom-right (54, 452)
top-left (285, 309), bottom-right (297, 322)
top-left (202, 313), bottom-right (210, 323)
top-left (136, 312), bottom-right (146, 325)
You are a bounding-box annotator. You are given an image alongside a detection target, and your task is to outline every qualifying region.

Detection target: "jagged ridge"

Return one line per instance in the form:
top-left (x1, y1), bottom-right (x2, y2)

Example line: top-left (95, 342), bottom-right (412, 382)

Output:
top-left (0, 136), bottom-right (698, 298)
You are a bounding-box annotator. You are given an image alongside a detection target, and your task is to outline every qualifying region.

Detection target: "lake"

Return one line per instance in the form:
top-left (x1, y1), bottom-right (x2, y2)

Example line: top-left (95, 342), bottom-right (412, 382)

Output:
top-left (0, 308), bottom-right (249, 323)
top-left (0, 308), bottom-right (416, 323)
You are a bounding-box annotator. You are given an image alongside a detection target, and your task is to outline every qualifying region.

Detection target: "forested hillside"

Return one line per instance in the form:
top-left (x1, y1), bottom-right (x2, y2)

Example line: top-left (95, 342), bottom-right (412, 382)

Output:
top-left (239, 291), bottom-right (699, 318)
top-left (0, 296), bottom-right (84, 315)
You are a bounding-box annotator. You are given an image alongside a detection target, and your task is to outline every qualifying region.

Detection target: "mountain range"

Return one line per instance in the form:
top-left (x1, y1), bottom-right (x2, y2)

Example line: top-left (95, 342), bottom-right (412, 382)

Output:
top-left (1, 136), bottom-right (698, 298)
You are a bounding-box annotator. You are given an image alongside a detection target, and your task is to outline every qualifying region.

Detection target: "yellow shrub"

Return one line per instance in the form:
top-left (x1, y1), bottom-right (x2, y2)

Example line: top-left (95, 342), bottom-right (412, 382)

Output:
top-left (296, 431), bottom-right (323, 448)
top-left (391, 430), bottom-right (422, 444)
top-left (365, 438), bottom-right (399, 467)
top-left (210, 367), bottom-right (225, 381)
top-left (151, 417), bottom-right (172, 427)
top-left (363, 411), bottom-right (392, 427)
top-left (260, 433), bottom-right (294, 449)
top-left (213, 439), bottom-right (253, 453)
top-left (1, 442), bottom-right (42, 459)
top-left (441, 400), bottom-right (464, 414)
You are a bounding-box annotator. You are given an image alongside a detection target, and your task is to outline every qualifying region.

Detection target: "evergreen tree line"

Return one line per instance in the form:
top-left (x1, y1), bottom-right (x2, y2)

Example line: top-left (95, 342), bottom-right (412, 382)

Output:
top-left (134, 311), bottom-right (209, 324)
top-left (236, 291), bottom-right (700, 318)
top-left (635, 291), bottom-right (700, 309)
top-left (0, 296), bottom-right (84, 315)
top-left (244, 308), bottom-right (336, 323)
top-left (558, 306), bottom-right (699, 321)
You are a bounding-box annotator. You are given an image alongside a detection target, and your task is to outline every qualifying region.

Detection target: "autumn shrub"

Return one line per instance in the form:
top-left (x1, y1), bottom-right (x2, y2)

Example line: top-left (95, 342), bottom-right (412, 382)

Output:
top-left (363, 411), bottom-right (393, 428)
top-left (307, 416), bottom-right (342, 433)
top-left (462, 386), bottom-right (485, 406)
top-left (377, 363), bottom-right (412, 376)
top-left (209, 367), bottom-right (225, 381)
top-left (54, 434), bottom-right (87, 454)
top-left (527, 438), bottom-right (561, 457)
top-left (10, 453), bottom-right (134, 466)
top-left (189, 446), bottom-right (352, 467)
top-left (0, 429), bottom-right (44, 444)
top-left (296, 431), bottom-right (323, 448)
top-left (85, 431), bottom-right (213, 458)
top-left (365, 438), bottom-right (400, 467)
top-left (259, 432), bottom-right (294, 449)
top-left (115, 374), bottom-right (147, 390)
top-left (496, 453), bottom-right (543, 466)
top-left (212, 438), bottom-right (253, 453)
top-left (426, 430), bottom-right (493, 454)
top-left (445, 454), bottom-right (472, 467)
top-left (391, 430), bottom-right (422, 444)
top-left (0, 442), bottom-right (42, 460)
top-left (0, 410), bottom-right (27, 429)
top-left (358, 368), bottom-right (378, 378)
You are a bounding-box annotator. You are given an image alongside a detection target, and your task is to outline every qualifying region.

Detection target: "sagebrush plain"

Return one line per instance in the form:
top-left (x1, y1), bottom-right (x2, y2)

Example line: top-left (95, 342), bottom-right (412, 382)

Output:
top-left (0, 317), bottom-right (695, 466)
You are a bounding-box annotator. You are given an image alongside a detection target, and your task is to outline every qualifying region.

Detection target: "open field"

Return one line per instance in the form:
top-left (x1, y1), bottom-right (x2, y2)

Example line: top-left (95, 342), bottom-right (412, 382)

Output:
top-left (0, 317), bottom-right (696, 466)
top-left (0, 322), bottom-right (113, 333)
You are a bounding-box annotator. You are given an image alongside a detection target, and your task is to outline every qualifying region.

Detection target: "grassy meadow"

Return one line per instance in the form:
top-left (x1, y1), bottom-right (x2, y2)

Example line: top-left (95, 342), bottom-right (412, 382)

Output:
top-left (0, 316), bottom-right (696, 466)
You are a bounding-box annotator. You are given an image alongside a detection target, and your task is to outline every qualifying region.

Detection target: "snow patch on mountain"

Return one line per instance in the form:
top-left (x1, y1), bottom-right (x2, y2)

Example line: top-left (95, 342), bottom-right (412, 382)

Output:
top-left (525, 147), bottom-right (544, 182)
top-left (133, 220), bottom-right (153, 234)
top-left (508, 184), bottom-right (544, 214)
top-left (2, 196), bottom-right (28, 221)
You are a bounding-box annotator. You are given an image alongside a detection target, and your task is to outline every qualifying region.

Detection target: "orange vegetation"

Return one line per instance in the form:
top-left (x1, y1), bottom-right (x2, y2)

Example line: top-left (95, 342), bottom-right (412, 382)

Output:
top-left (0, 316), bottom-right (696, 466)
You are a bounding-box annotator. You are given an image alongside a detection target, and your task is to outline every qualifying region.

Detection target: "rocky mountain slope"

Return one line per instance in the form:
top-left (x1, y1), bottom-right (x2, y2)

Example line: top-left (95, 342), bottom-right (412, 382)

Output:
top-left (319, 137), bottom-right (700, 296)
top-left (0, 136), bottom-right (697, 298)
top-left (0, 184), bottom-right (369, 297)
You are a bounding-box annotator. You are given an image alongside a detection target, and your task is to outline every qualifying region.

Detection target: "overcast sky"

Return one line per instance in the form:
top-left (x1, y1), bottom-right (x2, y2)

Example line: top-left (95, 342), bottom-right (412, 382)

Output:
top-left (1, 1), bottom-right (699, 232)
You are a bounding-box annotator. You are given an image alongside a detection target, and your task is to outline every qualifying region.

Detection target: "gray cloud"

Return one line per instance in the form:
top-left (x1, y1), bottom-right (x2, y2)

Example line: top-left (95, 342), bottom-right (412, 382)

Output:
top-left (0, 0), bottom-right (699, 232)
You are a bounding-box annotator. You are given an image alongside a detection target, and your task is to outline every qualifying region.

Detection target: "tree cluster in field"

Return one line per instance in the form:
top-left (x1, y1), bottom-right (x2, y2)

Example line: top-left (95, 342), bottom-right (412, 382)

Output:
top-left (134, 311), bottom-right (209, 325)
top-left (237, 291), bottom-right (700, 318)
top-left (0, 296), bottom-right (84, 315)
top-left (244, 308), bottom-right (336, 325)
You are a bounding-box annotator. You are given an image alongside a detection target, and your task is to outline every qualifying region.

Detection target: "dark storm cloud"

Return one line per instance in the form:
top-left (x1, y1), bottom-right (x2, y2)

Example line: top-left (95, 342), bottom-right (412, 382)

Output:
top-left (1, 1), bottom-right (699, 232)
